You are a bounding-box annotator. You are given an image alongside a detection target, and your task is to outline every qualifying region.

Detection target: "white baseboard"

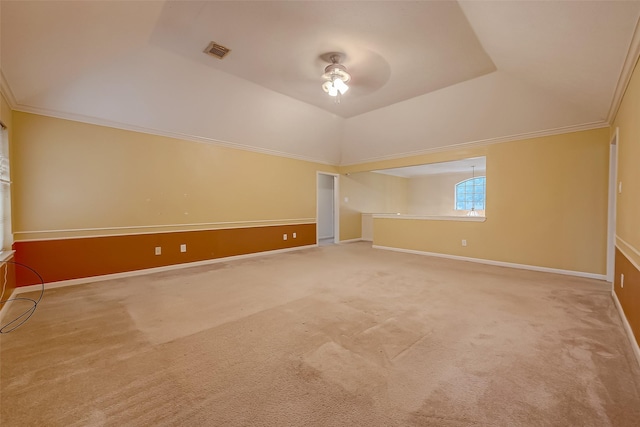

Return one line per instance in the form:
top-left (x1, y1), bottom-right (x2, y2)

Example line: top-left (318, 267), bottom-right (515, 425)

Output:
top-left (339, 238), bottom-right (363, 244)
top-left (0, 288), bottom-right (17, 325)
top-left (13, 244), bottom-right (318, 294)
top-left (612, 290), bottom-right (640, 368)
top-left (372, 245), bottom-right (607, 281)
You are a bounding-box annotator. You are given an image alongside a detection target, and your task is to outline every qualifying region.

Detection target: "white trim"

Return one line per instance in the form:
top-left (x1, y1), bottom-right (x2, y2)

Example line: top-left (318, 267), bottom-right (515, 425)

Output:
top-left (616, 238), bottom-right (640, 272)
top-left (0, 69), bottom-right (17, 109)
top-left (617, 235), bottom-right (640, 259)
top-left (0, 252), bottom-right (16, 325)
top-left (339, 121), bottom-right (609, 166)
top-left (611, 289), bottom-right (640, 368)
top-left (339, 238), bottom-right (362, 244)
top-left (0, 288), bottom-right (17, 325)
top-left (372, 245), bottom-right (607, 280)
top-left (333, 174), bottom-right (340, 244)
top-left (606, 129), bottom-right (619, 282)
top-left (14, 219), bottom-right (316, 242)
top-left (0, 250), bottom-right (15, 263)
top-left (608, 14), bottom-right (640, 124)
top-left (373, 214), bottom-right (486, 222)
top-left (12, 244), bottom-right (318, 294)
top-left (13, 104), bottom-right (334, 166)
top-left (9, 87), bottom-right (612, 170)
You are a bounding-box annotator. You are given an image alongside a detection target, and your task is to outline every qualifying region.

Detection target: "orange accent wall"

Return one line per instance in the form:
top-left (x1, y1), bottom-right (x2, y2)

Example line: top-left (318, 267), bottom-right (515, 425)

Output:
top-left (614, 248), bottom-right (640, 346)
top-left (12, 224), bottom-right (316, 286)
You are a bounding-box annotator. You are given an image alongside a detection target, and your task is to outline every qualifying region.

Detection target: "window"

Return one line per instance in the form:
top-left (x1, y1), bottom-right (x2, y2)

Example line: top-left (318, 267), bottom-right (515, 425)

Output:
top-left (455, 176), bottom-right (486, 211)
top-left (0, 123), bottom-right (11, 252)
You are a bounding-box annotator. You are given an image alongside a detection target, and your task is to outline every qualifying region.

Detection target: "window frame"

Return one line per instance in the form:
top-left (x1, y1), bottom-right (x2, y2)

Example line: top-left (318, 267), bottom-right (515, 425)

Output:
top-left (0, 121), bottom-right (12, 253)
top-left (454, 176), bottom-right (486, 212)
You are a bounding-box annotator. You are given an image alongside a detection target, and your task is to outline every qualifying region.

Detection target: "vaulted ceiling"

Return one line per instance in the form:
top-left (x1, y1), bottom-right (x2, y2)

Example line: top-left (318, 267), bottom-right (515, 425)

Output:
top-left (2, 1), bottom-right (639, 165)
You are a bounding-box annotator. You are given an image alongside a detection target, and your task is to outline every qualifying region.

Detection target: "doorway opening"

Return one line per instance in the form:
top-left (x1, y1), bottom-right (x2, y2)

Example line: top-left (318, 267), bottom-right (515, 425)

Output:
top-left (317, 172), bottom-right (339, 246)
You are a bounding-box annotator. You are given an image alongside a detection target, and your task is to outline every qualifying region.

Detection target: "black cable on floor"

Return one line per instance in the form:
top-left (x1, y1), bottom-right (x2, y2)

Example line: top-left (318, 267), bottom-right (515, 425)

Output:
top-left (0, 261), bottom-right (45, 333)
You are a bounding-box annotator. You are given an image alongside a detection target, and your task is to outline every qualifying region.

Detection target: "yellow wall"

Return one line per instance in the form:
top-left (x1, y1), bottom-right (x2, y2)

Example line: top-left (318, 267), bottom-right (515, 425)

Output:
top-left (12, 112), bottom-right (336, 240)
top-left (11, 111), bottom-right (611, 275)
top-left (346, 128), bottom-right (610, 275)
top-left (613, 60), bottom-right (640, 268)
top-left (611, 56), bottom-right (640, 348)
top-left (340, 171), bottom-right (408, 241)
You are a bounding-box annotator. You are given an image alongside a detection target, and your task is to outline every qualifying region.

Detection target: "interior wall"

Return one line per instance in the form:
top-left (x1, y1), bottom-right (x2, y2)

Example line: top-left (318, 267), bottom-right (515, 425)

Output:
top-left (12, 112), bottom-right (337, 238)
top-left (339, 171), bottom-right (408, 241)
top-left (612, 56), bottom-right (640, 348)
top-left (342, 127), bottom-right (610, 275)
top-left (408, 172), bottom-right (485, 216)
top-left (13, 223), bottom-right (317, 285)
top-left (11, 112), bottom-right (335, 283)
top-left (613, 63), bottom-right (640, 267)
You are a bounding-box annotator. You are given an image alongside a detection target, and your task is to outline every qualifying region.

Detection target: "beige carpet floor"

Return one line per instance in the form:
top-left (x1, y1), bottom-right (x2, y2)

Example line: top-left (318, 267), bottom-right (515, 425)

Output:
top-left (1, 242), bottom-right (639, 426)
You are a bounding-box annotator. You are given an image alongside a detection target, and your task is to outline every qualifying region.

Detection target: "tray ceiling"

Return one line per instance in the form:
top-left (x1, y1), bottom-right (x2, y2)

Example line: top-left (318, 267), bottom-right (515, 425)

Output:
top-left (2, 1), bottom-right (639, 165)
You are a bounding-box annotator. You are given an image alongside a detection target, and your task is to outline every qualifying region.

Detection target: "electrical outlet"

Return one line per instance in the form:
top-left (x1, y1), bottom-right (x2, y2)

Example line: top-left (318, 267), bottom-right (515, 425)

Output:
top-left (293, 232), bottom-right (297, 238)
top-left (283, 234), bottom-right (288, 241)
top-left (462, 239), bottom-right (467, 247)
top-left (180, 244), bottom-right (187, 253)
top-left (155, 246), bottom-right (161, 255)
top-left (621, 273), bottom-right (624, 288)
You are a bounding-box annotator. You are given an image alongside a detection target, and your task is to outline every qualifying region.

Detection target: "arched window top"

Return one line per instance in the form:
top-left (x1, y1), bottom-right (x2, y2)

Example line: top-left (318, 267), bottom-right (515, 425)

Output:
top-left (455, 176), bottom-right (486, 211)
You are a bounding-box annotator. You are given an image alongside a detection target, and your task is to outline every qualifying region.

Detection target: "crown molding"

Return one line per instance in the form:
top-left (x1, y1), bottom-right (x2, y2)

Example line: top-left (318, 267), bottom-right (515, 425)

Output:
top-left (12, 104), bottom-right (335, 166)
top-left (607, 14), bottom-right (640, 124)
top-left (0, 69), bottom-right (17, 109)
top-left (339, 121), bottom-right (610, 167)
top-left (8, 101), bottom-right (610, 169)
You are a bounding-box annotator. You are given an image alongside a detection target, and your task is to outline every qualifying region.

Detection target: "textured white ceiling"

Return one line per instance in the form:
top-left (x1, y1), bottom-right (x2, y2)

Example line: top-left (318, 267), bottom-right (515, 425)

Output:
top-left (2, 1), bottom-right (639, 166)
top-left (149, 1), bottom-right (496, 118)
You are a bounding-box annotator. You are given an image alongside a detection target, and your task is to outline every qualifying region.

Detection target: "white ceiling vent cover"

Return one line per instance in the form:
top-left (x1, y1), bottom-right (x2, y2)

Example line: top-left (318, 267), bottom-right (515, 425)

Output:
top-left (204, 42), bottom-right (231, 59)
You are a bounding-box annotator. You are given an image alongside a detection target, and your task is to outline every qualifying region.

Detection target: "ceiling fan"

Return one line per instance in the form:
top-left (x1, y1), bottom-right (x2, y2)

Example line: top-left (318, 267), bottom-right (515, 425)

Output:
top-left (317, 51), bottom-right (391, 106)
top-left (320, 53), bottom-right (351, 103)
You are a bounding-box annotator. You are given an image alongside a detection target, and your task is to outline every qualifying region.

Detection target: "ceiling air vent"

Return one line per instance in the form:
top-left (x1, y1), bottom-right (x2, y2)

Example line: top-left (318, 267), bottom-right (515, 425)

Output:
top-left (204, 42), bottom-right (231, 59)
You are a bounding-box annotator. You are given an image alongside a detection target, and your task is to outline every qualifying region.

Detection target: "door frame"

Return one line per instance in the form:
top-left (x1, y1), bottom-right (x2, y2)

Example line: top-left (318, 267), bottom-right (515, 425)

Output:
top-left (316, 172), bottom-right (340, 244)
top-left (606, 127), bottom-right (619, 283)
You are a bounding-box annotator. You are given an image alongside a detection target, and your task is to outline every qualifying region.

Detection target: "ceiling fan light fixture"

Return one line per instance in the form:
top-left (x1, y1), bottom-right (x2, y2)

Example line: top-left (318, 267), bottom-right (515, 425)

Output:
top-left (322, 81), bottom-right (338, 96)
top-left (321, 53), bottom-right (351, 102)
top-left (322, 63), bottom-right (351, 84)
top-left (333, 77), bottom-right (349, 94)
